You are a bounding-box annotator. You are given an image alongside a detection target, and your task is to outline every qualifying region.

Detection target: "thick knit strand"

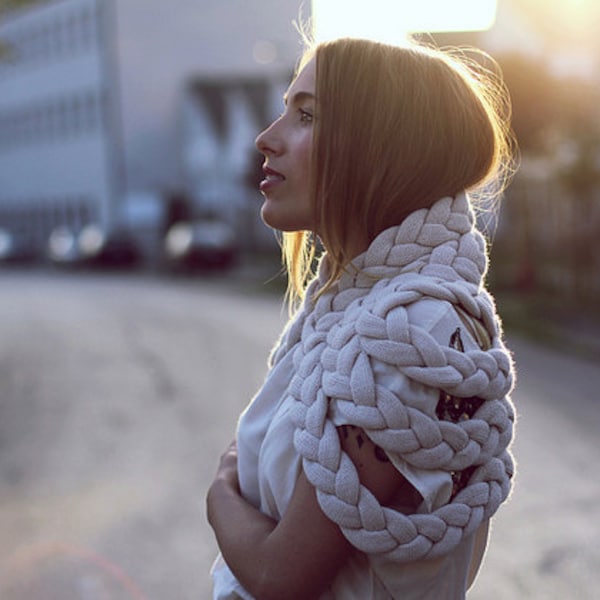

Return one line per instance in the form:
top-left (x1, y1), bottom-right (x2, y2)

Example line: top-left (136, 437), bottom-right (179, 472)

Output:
top-left (275, 193), bottom-right (516, 562)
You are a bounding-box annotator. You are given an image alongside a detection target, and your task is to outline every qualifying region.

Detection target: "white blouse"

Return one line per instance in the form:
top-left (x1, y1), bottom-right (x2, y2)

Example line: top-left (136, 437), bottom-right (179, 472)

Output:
top-left (212, 298), bottom-right (490, 599)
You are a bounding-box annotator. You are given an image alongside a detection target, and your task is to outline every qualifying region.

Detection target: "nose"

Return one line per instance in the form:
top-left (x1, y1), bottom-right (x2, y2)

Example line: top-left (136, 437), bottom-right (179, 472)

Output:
top-left (255, 119), bottom-right (281, 156)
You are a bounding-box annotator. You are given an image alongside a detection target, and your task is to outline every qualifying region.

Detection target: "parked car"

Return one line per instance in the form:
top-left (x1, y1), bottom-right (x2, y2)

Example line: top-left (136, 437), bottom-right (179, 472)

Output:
top-left (164, 218), bottom-right (238, 270)
top-left (79, 224), bottom-right (141, 267)
top-left (47, 224), bottom-right (140, 269)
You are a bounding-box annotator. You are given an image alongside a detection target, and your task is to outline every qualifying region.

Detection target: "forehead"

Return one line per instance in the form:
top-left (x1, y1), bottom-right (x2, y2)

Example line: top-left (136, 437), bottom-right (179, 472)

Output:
top-left (285, 58), bottom-right (316, 102)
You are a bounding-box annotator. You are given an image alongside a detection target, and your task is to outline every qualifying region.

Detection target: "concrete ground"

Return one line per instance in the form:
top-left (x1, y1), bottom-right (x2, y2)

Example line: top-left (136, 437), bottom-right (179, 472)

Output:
top-left (0, 268), bottom-right (598, 599)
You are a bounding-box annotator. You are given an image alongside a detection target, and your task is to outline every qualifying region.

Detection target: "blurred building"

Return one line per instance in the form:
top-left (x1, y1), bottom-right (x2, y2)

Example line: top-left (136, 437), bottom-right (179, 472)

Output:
top-left (179, 75), bottom-right (291, 250)
top-left (0, 0), bottom-right (113, 257)
top-left (0, 0), bottom-right (304, 260)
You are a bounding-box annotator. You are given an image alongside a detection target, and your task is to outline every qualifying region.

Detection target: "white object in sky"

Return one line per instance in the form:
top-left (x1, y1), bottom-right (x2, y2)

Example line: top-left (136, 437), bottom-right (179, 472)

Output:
top-left (312, 0), bottom-right (498, 43)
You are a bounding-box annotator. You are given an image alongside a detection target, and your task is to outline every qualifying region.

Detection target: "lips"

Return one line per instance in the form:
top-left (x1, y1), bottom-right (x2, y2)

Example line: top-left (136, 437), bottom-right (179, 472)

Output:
top-left (259, 166), bottom-right (285, 193)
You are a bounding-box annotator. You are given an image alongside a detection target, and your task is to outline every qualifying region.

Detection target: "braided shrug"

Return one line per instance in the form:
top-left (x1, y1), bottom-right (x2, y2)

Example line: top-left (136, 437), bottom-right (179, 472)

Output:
top-left (272, 194), bottom-right (516, 562)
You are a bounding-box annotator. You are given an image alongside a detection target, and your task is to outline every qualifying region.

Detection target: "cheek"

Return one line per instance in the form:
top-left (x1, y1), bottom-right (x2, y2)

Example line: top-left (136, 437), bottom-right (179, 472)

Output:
top-left (298, 133), bottom-right (313, 182)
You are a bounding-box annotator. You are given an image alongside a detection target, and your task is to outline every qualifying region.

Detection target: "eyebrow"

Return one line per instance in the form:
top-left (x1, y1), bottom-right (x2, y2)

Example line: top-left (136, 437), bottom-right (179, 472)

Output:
top-left (283, 91), bottom-right (316, 106)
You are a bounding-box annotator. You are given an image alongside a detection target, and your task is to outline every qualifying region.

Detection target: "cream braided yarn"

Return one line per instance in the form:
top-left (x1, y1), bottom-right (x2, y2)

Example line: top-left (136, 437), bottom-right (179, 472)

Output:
top-left (279, 193), bottom-right (515, 562)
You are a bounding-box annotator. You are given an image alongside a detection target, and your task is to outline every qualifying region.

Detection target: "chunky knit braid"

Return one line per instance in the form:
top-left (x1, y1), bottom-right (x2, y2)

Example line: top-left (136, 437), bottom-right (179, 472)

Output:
top-left (277, 193), bottom-right (515, 562)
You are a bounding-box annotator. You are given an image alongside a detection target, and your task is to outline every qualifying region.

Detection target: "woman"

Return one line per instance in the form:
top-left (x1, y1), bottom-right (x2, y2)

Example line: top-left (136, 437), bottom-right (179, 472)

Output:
top-left (207, 37), bottom-right (517, 600)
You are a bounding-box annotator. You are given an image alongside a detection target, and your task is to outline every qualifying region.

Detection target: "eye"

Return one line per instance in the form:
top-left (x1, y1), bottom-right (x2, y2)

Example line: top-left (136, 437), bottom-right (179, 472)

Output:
top-left (298, 108), bottom-right (313, 124)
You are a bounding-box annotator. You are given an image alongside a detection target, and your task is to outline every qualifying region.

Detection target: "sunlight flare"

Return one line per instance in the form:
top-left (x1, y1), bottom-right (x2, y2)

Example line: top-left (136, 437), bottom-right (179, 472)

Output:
top-left (312, 0), bottom-right (498, 44)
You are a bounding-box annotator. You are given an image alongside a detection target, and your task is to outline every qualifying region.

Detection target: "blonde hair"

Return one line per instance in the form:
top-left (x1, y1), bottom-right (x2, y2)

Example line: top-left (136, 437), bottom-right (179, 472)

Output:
top-left (281, 37), bottom-right (516, 310)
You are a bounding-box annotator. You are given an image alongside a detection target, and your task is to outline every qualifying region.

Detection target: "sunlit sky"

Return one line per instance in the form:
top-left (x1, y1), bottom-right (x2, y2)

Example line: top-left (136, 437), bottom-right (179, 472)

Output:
top-left (513, 0), bottom-right (600, 46)
top-left (310, 0), bottom-right (600, 78)
top-left (312, 0), bottom-right (498, 44)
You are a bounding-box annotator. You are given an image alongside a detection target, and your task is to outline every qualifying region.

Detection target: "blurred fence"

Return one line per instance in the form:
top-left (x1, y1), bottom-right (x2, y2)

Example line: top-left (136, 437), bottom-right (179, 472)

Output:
top-left (490, 174), bottom-right (600, 310)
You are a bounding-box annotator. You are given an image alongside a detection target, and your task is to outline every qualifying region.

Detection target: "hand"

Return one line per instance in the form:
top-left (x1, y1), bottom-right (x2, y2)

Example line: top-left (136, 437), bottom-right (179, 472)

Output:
top-left (206, 437), bottom-right (352, 599)
top-left (207, 439), bottom-right (240, 522)
top-left (214, 439), bottom-right (239, 490)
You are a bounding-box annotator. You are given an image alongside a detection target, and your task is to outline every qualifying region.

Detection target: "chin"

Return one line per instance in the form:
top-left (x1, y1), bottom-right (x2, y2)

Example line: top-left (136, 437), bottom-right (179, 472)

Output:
top-left (260, 205), bottom-right (310, 233)
top-left (260, 204), bottom-right (280, 230)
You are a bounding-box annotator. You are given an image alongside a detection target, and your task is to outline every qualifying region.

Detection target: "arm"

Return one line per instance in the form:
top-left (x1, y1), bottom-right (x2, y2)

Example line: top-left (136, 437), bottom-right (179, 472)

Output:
top-left (337, 425), bottom-right (423, 512)
top-left (206, 440), bottom-right (351, 600)
top-left (207, 434), bottom-right (422, 600)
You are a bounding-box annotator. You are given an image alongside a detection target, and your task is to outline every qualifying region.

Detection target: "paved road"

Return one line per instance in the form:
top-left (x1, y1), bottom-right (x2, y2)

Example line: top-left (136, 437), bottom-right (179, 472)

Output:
top-left (0, 270), bottom-right (598, 599)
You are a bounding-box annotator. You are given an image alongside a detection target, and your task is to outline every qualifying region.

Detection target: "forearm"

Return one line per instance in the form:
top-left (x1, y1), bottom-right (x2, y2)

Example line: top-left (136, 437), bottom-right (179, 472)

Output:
top-left (207, 459), bottom-right (351, 600)
top-left (206, 475), bottom-right (279, 594)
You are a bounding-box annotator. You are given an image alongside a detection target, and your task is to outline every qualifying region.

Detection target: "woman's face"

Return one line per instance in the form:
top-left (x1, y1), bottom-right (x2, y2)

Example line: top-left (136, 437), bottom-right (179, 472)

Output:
top-left (255, 58), bottom-right (316, 232)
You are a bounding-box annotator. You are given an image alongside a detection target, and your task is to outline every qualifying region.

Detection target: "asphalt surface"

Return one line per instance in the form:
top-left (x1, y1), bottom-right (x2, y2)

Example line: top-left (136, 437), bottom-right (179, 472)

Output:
top-left (0, 268), bottom-right (598, 599)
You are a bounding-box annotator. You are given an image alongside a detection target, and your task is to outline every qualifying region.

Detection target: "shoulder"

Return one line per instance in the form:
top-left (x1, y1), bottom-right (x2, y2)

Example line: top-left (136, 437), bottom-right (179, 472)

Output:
top-left (326, 276), bottom-right (484, 353)
top-left (405, 297), bottom-right (455, 332)
top-left (406, 298), bottom-right (481, 351)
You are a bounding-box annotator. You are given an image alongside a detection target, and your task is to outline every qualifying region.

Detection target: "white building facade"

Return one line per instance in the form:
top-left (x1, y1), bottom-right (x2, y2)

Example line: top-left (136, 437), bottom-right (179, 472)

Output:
top-left (0, 0), bottom-right (306, 257)
top-left (0, 0), bottom-right (117, 252)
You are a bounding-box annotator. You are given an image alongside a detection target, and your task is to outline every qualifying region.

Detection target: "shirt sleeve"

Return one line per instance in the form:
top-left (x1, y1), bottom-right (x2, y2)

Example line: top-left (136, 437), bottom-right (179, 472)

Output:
top-left (329, 298), bottom-right (481, 513)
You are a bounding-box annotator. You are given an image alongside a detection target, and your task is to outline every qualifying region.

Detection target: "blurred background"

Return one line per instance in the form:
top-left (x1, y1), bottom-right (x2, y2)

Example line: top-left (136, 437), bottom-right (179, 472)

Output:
top-left (0, 0), bottom-right (599, 320)
top-left (0, 0), bottom-right (598, 598)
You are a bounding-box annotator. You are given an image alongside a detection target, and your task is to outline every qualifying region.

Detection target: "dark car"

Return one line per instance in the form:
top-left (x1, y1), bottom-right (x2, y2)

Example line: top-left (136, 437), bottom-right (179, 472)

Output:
top-left (164, 219), bottom-right (238, 271)
top-left (48, 224), bottom-right (140, 269)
